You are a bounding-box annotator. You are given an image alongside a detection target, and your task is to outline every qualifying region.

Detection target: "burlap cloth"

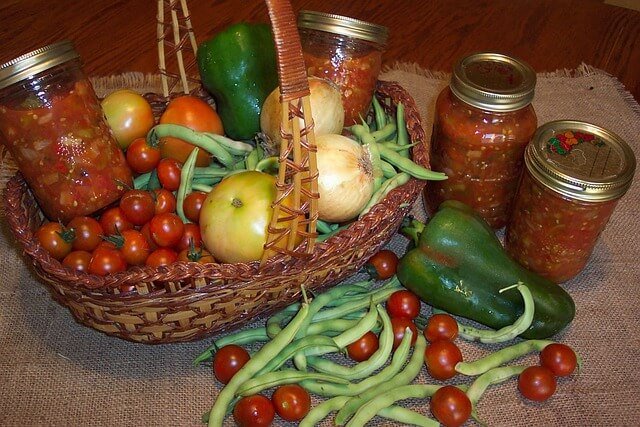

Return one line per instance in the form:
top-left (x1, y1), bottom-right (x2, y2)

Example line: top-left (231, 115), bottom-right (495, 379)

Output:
top-left (0, 64), bottom-right (638, 427)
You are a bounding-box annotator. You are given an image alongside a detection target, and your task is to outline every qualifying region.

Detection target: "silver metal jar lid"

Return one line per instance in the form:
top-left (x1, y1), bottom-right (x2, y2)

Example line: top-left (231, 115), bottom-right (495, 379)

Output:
top-left (297, 10), bottom-right (388, 47)
top-left (0, 40), bottom-right (79, 90)
top-left (525, 120), bottom-right (636, 202)
top-left (450, 52), bottom-right (536, 112)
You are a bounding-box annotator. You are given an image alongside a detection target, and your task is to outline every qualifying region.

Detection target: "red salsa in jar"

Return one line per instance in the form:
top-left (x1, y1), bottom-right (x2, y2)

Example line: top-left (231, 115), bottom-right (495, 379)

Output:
top-left (298, 11), bottom-right (388, 126)
top-left (505, 120), bottom-right (636, 283)
top-left (425, 53), bottom-right (538, 229)
top-left (0, 41), bottom-right (132, 223)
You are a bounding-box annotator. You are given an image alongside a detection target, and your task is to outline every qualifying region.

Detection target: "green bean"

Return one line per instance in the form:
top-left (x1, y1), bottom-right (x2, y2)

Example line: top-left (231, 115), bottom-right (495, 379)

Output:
top-left (307, 305), bottom-right (392, 379)
top-left (380, 159), bottom-right (398, 178)
top-left (332, 299), bottom-right (379, 349)
top-left (254, 156), bottom-right (279, 173)
top-left (379, 140), bottom-right (419, 152)
top-left (316, 219), bottom-right (336, 234)
top-left (378, 144), bottom-right (447, 181)
top-left (190, 183), bottom-right (213, 193)
top-left (148, 124), bottom-right (237, 169)
top-left (316, 223), bottom-right (348, 242)
top-left (377, 405), bottom-right (439, 427)
top-left (346, 384), bottom-right (441, 427)
top-left (396, 102), bottom-right (410, 157)
top-left (365, 141), bottom-right (384, 191)
top-left (455, 339), bottom-right (554, 376)
top-left (266, 303), bottom-right (301, 338)
top-left (372, 96), bottom-right (386, 130)
top-left (175, 147), bottom-right (199, 223)
top-left (207, 133), bottom-right (254, 156)
top-left (299, 396), bottom-right (351, 427)
top-left (466, 365), bottom-right (527, 410)
top-left (192, 327), bottom-right (269, 366)
top-left (334, 333), bottom-right (426, 425)
top-left (255, 334), bottom-right (339, 377)
top-left (302, 327), bottom-right (414, 397)
top-left (359, 172), bottom-right (411, 218)
top-left (307, 317), bottom-right (372, 337)
top-left (207, 303), bottom-right (309, 427)
top-left (371, 122), bottom-right (397, 142)
top-left (193, 165), bottom-right (229, 179)
top-left (236, 369), bottom-right (348, 397)
top-left (244, 146), bottom-right (261, 170)
top-left (458, 283), bottom-right (535, 343)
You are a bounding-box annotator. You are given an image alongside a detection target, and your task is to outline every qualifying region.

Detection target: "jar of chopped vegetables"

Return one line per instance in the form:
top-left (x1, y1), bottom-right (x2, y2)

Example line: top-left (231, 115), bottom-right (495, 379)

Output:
top-left (424, 52), bottom-right (538, 229)
top-left (505, 120), bottom-right (636, 283)
top-left (298, 11), bottom-right (388, 126)
top-left (0, 41), bottom-right (133, 223)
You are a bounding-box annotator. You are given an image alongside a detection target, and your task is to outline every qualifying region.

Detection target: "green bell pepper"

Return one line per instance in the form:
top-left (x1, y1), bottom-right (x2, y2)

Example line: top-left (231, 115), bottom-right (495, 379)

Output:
top-left (196, 22), bottom-right (278, 140)
top-left (397, 200), bottom-right (575, 339)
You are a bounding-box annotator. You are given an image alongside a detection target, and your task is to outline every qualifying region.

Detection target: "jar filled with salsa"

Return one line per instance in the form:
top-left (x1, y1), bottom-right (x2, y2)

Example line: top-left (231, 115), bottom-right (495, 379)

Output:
top-left (505, 120), bottom-right (636, 283)
top-left (424, 52), bottom-right (538, 229)
top-left (0, 41), bottom-right (133, 223)
top-left (297, 10), bottom-right (388, 126)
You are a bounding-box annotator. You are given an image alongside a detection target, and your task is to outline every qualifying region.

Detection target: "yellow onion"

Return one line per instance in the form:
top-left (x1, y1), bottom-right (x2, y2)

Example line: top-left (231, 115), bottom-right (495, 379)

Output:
top-left (260, 77), bottom-right (344, 146)
top-left (316, 134), bottom-right (374, 223)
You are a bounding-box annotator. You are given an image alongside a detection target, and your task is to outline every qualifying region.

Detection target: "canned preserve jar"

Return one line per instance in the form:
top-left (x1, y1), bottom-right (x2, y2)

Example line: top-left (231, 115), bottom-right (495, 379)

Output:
top-left (297, 10), bottom-right (388, 126)
top-left (425, 52), bottom-right (538, 228)
top-left (0, 41), bottom-right (133, 223)
top-left (505, 120), bottom-right (636, 283)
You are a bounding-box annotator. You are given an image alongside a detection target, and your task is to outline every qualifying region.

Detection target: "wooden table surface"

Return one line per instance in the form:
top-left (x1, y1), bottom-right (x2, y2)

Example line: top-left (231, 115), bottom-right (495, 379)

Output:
top-left (1, 0), bottom-right (639, 102)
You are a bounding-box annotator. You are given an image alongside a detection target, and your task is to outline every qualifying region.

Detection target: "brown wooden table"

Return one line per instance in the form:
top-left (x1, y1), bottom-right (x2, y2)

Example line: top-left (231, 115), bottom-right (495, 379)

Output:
top-left (1, 0), bottom-right (639, 102)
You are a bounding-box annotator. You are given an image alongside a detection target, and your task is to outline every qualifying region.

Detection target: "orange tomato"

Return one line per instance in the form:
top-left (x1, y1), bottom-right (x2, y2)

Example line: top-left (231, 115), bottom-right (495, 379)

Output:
top-left (101, 89), bottom-right (155, 149)
top-left (159, 95), bottom-right (224, 167)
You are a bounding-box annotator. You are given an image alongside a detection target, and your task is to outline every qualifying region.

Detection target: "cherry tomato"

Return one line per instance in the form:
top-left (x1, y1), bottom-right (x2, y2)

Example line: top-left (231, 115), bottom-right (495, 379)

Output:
top-left (183, 191), bottom-right (207, 223)
top-left (386, 290), bottom-right (421, 319)
top-left (99, 207), bottom-right (134, 235)
top-left (152, 188), bottom-right (177, 215)
top-left (119, 189), bottom-right (155, 226)
top-left (271, 384), bottom-right (311, 422)
top-left (62, 250), bottom-right (92, 272)
top-left (88, 246), bottom-right (127, 276)
top-left (391, 317), bottom-right (418, 350)
top-left (177, 246), bottom-right (215, 264)
top-left (159, 95), bottom-right (223, 167)
top-left (213, 344), bottom-right (250, 384)
top-left (540, 343), bottom-right (578, 377)
top-left (67, 216), bottom-right (103, 252)
top-left (233, 395), bottom-right (275, 427)
top-left (346, 331), bottom-right (379, 362)
top-left (424, 313), bottom-right (459, 343)
top-left (115, 229), bottom-right (151, 266)
top-left (365, 249), bottom-right (399, 279)
top-left (156, 158), bottom-right (182, 191)
top-left (430, 385), bottom-right (472, 427)
top-left (175, 223), bottom-right (202, 252)
top-left (149, 213), bottom-right (184, 248)
top-left (126, 137), bottom-right (161, 174)
top-left (36, 222), bottom-right (74, 260)
top-left (424, 339), bottom-right (463, 380)
top-left (101, 89), bottom-right (155, 149)
top-left (518, 366), bottom-right (557, 401)
top-left (140, 222), bottom-right (158, 252)
top-left (145, 248), bottom-right (178, 267)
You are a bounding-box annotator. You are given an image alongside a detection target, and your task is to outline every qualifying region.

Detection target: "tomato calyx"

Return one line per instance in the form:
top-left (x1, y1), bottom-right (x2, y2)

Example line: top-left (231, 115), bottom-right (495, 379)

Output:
top-left (55, 224), bottom-right (76, 244)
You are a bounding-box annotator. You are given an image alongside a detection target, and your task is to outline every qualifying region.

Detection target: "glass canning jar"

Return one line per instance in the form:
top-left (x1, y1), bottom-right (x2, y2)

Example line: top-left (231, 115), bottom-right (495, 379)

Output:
top-left (505, 120), bottom-right (636, 283)
top-left (424, 52), bottom-right (538, 229)
top-left (297, 10), bottom-right (388, 126)
top-left (0, 41), bottom-right (133, 223)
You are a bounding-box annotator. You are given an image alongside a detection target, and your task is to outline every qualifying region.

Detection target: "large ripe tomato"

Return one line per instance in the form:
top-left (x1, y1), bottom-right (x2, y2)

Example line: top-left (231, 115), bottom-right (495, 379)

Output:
top-left (271, 384), bottom-right (311, 422)
top-left (159, 95), bottom-right (224, 167)
top-left (199, 171), bottom-right (304, 263)
top-left (101, 89), bottom-right (155, 149)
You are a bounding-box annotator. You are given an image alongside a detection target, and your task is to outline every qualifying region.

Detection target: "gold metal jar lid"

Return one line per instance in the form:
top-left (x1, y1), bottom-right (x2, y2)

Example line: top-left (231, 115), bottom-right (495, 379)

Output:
top-left (450, 52), bottom-right (536, 112)
top-left (0, 40), bottom-right (79, 90)
top-left (297, 10), bottom-right (388, 47)
top-left (525, 120), bottom-right (636, 202)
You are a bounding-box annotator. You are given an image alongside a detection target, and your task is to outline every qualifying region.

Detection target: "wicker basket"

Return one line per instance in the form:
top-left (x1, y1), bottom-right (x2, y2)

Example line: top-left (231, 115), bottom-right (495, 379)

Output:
top-left (2, 1), bottom-right (430, 344)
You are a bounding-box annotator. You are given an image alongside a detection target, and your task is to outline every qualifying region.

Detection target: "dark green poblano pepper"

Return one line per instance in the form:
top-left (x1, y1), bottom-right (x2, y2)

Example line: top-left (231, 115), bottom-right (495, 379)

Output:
top-left (397, 200), bottom-right (575, 339)
top-left (197, 23), bottom-right (278, 140)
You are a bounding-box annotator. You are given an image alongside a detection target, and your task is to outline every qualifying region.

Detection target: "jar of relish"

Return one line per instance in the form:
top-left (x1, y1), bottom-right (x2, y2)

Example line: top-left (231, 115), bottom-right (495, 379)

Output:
top-left (0, 41), bottom-right (133, 223)
top-left (425, 52), bottom-right (538, 229)
top-left (505, 120), bottom-right (636, 283)
top-left (297, 10), bottom-right (388, 126)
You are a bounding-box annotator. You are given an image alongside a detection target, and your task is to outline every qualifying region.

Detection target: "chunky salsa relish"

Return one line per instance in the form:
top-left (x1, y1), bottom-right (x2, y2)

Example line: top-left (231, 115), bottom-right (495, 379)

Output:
top-left (0, 79), bottom-right (132, 222)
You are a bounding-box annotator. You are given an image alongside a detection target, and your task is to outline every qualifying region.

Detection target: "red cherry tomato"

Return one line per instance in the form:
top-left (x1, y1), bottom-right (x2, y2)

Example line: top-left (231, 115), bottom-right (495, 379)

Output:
top-left (152, 188), bottom-right (177, 215)
top-left (67, 216), bottom-right (103, 252)
top-left (391, 317), bottom-right (418, 350)
top-left (177, 246), bottom-right (215, 264)
top-left (183, 191), bottom-right (207, 223)
top-left (62, 250), bottom-right (92, 272)
top-left (126, 137), bottom-right (161, 174)
top-left (36, 222), bottom-right (74, 260)
top-left (386, 290), bottom-right (421, 319)
top-left (213, 344), bottom-right (250, 384)
top-left (430, 385), bottom-right (472, 427)
top-left (145, 248), bottom-right (178, 268)
top-left (233, 395), bottom-right (275, 427)
top-left (156, 158), bottom-right (182, 191)
top-left (518, 366), bottom-right (557, 402)
top-left (424, 313), bottom-right (459, 343)
top-left (346, 331), bottom-right (379, 362)
top-left (175, 223), bottom-right (202, 252)
top-left (271, 384), bottom-right (311, 422)
top-left (148, 213), bottom-right (184, 248)
top-left (88, 246), bottom-right (127, 276)
top-left (99, 206), bottom-right (134, 235)
top-left (116, 229), bottom-right (151, 266)
top-left (540, 343), bottom-right (578, 377)
top-left (424, 339), bottom-right (463, 380)
top-left (140, 222), bottom-right (158, 251)
top-left (119, 189), bottom-right (155, 226)
top-left (365, 249), bottom-right (399, 279)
